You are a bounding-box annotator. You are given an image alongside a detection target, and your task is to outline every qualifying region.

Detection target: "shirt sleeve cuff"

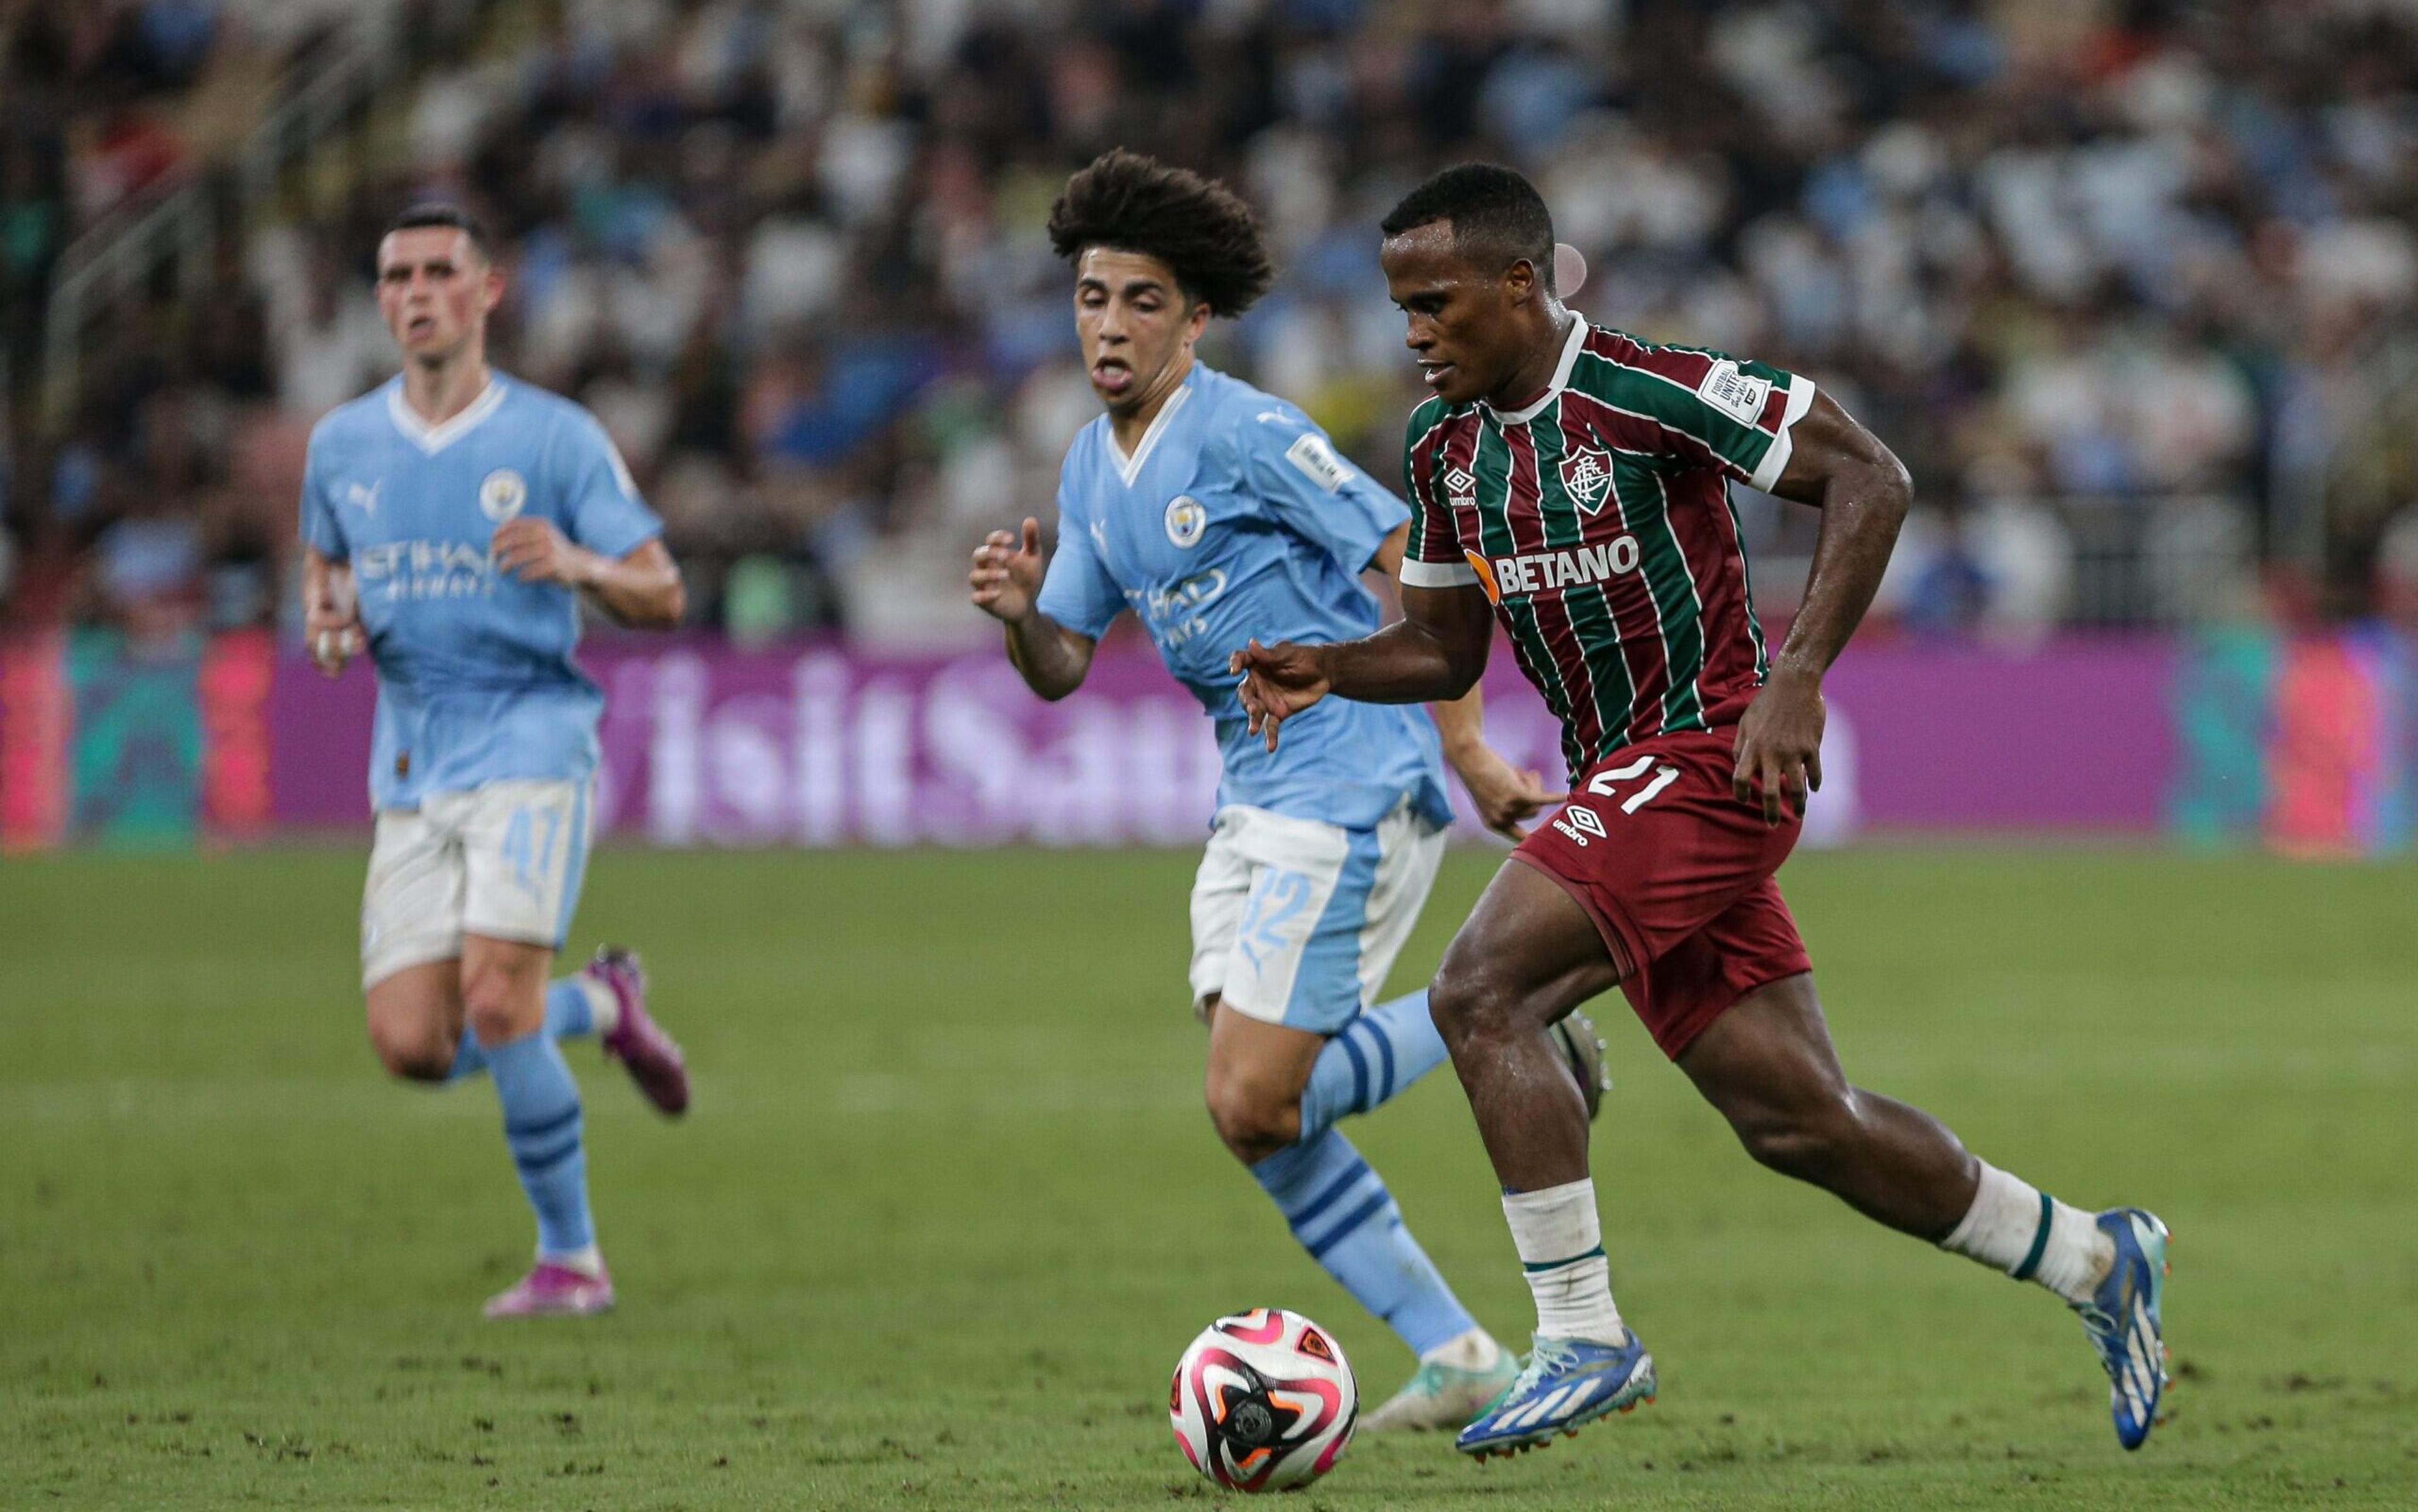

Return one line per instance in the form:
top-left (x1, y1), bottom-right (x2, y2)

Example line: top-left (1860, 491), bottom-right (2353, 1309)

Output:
top-left (1747, 373), bottom-right (1817, 494)
top-left (1400, 557), bottom-right (1480, 588)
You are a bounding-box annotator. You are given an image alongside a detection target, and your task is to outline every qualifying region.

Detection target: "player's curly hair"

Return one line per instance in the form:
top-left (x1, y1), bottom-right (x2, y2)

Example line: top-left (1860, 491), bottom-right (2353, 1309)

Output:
top-left (1047, 149), bottom-right (1274, 317)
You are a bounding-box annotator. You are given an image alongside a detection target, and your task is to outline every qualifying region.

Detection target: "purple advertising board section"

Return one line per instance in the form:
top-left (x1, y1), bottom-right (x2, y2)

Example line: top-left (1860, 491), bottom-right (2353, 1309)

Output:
top-left (1822, 639), bottom-right (2177, 831)
top-left (269, 636), bottom-right (2178, 841)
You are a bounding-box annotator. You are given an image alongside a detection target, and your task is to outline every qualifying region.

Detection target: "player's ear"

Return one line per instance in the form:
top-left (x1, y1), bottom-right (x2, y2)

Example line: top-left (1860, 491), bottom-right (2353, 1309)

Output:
top-left (1503, 256), bottom-right (1538, 307)
top-left (1184, 297), bottom-right (1211, 344)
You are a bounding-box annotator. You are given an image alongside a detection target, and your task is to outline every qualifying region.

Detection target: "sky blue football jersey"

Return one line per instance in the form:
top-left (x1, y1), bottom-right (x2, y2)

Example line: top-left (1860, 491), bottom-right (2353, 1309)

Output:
top-left (1036, 363), bottom-right (1451, 832)
top-left (299, 374), bottom-right (663, 810)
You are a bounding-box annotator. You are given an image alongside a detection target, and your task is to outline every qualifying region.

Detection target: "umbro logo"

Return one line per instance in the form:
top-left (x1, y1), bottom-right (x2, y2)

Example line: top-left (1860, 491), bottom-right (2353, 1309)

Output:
top-left (343, 480), bottom-right (382, 514)
top-left (1443, 466), bottom-right (1478, 507)
top-left (1551, 804), bottom-right (1608, 848)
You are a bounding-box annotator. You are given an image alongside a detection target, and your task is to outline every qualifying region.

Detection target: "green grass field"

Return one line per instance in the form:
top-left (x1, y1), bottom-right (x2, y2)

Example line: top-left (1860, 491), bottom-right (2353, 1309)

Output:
top-left (3, 846), bottom-right (2414, 1509)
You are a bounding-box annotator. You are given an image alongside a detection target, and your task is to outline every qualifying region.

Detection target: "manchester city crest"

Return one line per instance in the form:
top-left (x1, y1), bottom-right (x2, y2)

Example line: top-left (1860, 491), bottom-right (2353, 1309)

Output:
top-left (479, 469), bottom-right (527, 522)
top-left (1164, 494), bottom-right (1207, 548)
top-left (1558, 446), bottom-right (1615, 516)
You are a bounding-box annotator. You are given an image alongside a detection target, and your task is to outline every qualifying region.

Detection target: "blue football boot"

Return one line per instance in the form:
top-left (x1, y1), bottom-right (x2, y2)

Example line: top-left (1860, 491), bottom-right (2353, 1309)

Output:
top-left (1454, 1332), bottom-right (1655, 1460)
top-left (2075, 1207), bottom-right (2171, 1450)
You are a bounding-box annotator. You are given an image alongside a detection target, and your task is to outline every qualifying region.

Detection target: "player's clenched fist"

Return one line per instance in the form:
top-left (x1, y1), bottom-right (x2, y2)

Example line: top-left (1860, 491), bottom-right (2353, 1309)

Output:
top-left (491, 516), bottom-right (589, 585)
top-left (970, 517), bottom-right (1047, 622)
top-left (305, 563), bottom-right (363, 677)
top-left (1228, 639), bottom-right (1331, 753)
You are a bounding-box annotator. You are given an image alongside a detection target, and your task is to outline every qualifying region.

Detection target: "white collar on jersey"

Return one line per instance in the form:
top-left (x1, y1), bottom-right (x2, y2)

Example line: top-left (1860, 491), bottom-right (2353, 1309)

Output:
top-left (386, 374), bottom-right (508, 455)
top-left (1104, 374), bottom-right (1193, 487)
top-left (1483, 314), bottom-right (1589, 426)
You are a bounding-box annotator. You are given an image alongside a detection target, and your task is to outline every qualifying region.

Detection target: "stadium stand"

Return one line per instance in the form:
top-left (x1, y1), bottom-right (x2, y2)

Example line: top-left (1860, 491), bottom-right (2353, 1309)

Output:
top-left (8, 0), bottom-right (2418, 646)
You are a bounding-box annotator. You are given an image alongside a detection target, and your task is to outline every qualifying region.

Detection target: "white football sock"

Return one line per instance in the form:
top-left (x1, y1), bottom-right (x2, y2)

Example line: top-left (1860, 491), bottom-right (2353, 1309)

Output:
top-left (579, 977), bottom-right (622, 1037)
top-left (543, 1243), bottom-right (605, 1277)
top-left (1941, 1161), bottom-right (2113, 1307)
top-left (1502, 1180), bottom-right (1626, 1344)
top-left (1419, 1326), bottom-right (1504, 1372)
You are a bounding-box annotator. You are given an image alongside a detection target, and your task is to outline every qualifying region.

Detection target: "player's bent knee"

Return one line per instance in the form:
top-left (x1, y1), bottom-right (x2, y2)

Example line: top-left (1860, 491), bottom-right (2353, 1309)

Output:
top-left (366, 1016), bottom-right (455, 1083)
top-left (1203, 1076), bottom-right (1302, 1164)
top-left (1731, 1093), bottom-right (1864, 1179)
top-left (460, 943), bottom-right (552, 1046)
top-left (460, 977), bottom-right (539, 1047)
top-left (1428, 949), bottom-right (1531, 1045)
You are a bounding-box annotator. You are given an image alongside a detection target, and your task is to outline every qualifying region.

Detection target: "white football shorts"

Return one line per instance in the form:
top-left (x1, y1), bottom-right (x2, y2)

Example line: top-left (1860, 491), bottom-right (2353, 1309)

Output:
top-left (360, 778), bottom-right (594, 989)
top-left (1188, 799), bottom-right (1448, 1035)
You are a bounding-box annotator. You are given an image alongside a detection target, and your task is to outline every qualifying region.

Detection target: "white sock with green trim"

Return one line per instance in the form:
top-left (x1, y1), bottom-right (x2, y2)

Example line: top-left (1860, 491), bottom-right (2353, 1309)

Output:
top-left (1502, 1179), bottom-right (1626, 1345)
top-left (1941, 1161), bottom-right (2113, 1306)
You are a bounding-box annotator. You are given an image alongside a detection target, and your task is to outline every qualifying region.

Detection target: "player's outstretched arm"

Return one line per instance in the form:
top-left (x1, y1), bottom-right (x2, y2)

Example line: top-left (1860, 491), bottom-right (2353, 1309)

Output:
top-left (1734, 389), bottom-right (1913, 825)
top-left (1431, 685), bottom-right (1566, 841)
top-left (492, 520), bottom-right (686, 628)
top-left (970, 517), bottom-right (1096, 700)
top-left (1230, 582), bottom-right (1492, 753)
top-left (303, 546), bottom-right (363, 676)
top-left (1356, 523), bottom-right (1561, 836)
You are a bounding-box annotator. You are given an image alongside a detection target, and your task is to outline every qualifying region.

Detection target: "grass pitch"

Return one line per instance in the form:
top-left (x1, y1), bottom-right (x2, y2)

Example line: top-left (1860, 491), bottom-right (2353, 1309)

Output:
top-left (3, 844), bottom-right (2413, 1509)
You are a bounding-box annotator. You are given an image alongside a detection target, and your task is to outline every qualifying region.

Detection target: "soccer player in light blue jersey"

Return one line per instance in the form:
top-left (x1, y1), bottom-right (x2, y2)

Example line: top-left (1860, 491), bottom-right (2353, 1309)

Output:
top-left (971, 152), bottom-right (1608, 1433)
top-left (300, 205), bottom-right (692, 1319)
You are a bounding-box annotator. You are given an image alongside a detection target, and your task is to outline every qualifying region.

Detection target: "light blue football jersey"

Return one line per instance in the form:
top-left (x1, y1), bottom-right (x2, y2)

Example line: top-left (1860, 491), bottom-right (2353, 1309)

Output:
top-left (1037, 363), bottom-right (1452, 832)
top-left (298, 374), bottom-right (664, 810)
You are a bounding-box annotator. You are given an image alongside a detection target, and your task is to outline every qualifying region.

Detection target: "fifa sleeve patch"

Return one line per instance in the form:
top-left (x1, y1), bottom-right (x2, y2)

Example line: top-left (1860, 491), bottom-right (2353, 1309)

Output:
top-left (1283, 432), bottom-right (1354, 492)
top-left (1695, 360), bottom-right (1773, 428)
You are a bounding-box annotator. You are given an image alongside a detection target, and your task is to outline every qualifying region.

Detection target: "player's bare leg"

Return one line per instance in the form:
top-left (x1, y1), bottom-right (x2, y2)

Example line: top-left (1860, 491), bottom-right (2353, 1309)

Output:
top-left (364, 960), bottom-right (465, 1083)
top-left (1201, 999), bottom-right (1324, 1164)
top-left (1681, 974), bottom-right (2171, 1448)
top-left (1203, 996), bottom-right (1519, 1431)
top-left (1428, 862), bottom-right (1623, 1191)
top-left (1428, 860), bottom-right (1653, 1457)
top-left (1676, 975), bottom-right (1978, 1236)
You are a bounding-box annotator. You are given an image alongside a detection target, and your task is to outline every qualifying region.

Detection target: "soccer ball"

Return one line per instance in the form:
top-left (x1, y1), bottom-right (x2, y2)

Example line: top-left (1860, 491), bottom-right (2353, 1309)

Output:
top-left (1169, 1307), bottom-right (1357, 1492)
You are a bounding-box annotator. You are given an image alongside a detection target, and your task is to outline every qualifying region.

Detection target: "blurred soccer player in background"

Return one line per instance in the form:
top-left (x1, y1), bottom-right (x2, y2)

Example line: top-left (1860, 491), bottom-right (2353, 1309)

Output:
top-left (970, 151), bottom-right (1601, 1433)
top-left (1236, 164), bottom-right (2170, 1457)
top-left (300, 205), bottom-right (692, 1318)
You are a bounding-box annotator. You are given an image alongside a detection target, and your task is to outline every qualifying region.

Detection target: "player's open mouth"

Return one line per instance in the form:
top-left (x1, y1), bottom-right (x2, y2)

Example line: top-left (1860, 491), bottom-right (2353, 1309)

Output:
top-left (1091, 360), bottom-right (1133, 393)
top-left (407, 316), bottom-right (437, 339)
top-left (1419, 361), bottom-right (1456, 389)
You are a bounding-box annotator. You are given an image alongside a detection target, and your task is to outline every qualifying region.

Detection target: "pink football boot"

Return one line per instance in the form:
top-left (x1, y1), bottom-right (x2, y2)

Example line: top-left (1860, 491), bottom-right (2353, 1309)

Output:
top-left (586, 947), bottom-right (690, 1117)
top-left (483, 1261), bottom-right (615, 1319)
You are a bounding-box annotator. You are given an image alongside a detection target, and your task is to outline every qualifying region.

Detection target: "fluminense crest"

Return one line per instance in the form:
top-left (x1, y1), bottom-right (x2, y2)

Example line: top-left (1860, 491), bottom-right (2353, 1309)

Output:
top-left (1558, 446), bottom-right (1614, 515)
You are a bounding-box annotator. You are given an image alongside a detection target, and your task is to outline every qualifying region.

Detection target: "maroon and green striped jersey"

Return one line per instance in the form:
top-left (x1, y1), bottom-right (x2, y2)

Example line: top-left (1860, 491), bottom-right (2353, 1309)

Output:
top-left (1399, 318), bottom-right (1813, 778)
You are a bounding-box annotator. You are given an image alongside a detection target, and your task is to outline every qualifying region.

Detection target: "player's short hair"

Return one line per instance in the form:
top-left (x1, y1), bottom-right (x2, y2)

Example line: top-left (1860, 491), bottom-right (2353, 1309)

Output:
top-left (1047, 149), bottom-right (1274, 318)
top-left (382, 203), bottom-right (495, 264)
top-left (1380, 164), bottom-right (1557, 293)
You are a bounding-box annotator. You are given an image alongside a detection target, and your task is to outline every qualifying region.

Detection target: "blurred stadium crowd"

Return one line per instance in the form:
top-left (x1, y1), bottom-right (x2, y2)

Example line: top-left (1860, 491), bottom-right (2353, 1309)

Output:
top-left (8, 0), bottom-right (2418, 649)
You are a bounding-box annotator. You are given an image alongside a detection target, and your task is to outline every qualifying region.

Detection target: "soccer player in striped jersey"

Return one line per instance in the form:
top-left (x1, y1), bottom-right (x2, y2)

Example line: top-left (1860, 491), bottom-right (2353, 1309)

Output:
top-left (1234, 164), bottom-right (2169, 1458)
top-left (971, 151), bottom-right (1606, 1434)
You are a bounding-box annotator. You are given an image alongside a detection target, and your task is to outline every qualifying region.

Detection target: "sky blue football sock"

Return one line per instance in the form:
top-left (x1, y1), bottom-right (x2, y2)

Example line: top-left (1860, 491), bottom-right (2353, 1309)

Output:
top-left (545, 977), bottom-right (598, 1038)
top-left (443, 979), bottom-right (598, 1084)
top-left (484, 1030), bottom-right (594, 1258)
top-left (1298, 989), bottom-right (1450, 1143)
top-left (1252, 1128), bottom-right (1475, 1358)
top-left (446, 1032), bottom-right (489, 1083)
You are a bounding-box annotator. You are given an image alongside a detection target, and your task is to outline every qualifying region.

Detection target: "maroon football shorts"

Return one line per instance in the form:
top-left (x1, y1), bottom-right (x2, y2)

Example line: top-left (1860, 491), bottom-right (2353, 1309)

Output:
top-left (1510, 727), bottom-right (1813, 1059)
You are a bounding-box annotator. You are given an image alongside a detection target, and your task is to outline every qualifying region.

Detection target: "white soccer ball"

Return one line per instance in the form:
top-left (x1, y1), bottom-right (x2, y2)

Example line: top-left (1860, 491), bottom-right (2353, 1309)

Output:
top-left (1169, 1307), bottom-right (1357, 1492)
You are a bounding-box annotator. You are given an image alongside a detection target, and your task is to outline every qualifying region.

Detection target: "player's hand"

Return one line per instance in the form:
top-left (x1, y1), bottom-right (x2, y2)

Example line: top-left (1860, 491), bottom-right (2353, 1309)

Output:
top-left (491, 517), bottom-right (591, 586)
top-left (970, 518), bottom-right (1047, 623)
top-left (1228, 639), bottom-right (1331, 753)
top-left (1448, 744), bottom-right (1567, 842)
top-left (305, 569), bottom-right (363, 678)
top-left (1734, 668), bottom-right (1824, 827)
